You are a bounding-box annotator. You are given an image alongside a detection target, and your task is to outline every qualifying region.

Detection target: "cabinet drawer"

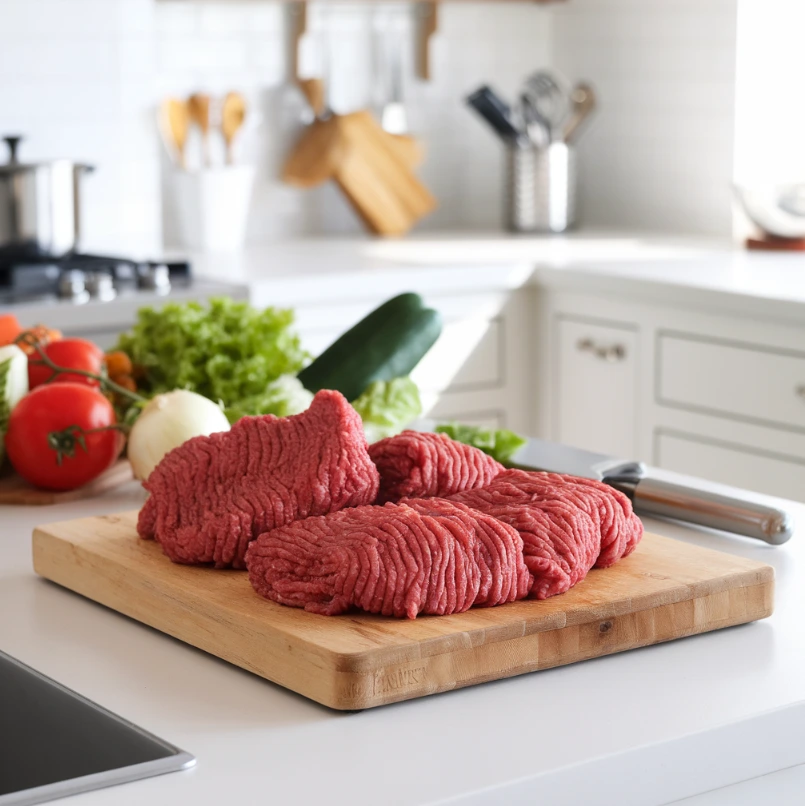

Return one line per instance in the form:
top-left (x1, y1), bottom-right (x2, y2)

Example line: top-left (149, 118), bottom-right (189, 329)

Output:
top-left (554, 317), bottom-right (638, 458)
top-left (658, 333), bottom-right (805, 432)
top-left (656, 430), bottom-right (805, 502)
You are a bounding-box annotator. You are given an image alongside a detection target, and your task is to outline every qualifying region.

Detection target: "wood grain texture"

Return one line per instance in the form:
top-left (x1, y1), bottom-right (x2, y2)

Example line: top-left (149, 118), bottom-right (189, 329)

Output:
top-left (32, 511), bottom-right (774, 710)
top-left (0, 461), bottom-right (133, 506)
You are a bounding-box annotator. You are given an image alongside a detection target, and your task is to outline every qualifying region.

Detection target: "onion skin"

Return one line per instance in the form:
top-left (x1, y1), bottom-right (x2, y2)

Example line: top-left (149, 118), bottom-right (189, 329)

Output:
top-left (128, 390), bottom-right (230, 481)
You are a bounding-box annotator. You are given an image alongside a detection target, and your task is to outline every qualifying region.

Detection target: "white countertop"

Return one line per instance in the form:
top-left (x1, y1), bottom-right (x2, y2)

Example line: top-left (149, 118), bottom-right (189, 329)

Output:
top-left (3, 475), bottom-right (804, 806)
top-left (190, 231), bottom-right (805, 321)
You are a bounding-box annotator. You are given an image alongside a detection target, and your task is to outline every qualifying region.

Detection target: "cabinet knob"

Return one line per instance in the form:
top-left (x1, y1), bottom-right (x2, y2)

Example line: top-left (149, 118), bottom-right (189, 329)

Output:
top-left (576, 338), bottom-right (626, 362)
top-left (795, 385), bottom-right (805, 400)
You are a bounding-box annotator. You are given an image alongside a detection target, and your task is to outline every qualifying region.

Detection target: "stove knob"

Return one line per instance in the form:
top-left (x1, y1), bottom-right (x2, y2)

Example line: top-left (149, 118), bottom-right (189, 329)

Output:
top-left (138, 263), bottom-right (171, 294)
top-left (85, 271), bottom-right (116, 302)
top-left (58, 270), bottom-right (90, 304)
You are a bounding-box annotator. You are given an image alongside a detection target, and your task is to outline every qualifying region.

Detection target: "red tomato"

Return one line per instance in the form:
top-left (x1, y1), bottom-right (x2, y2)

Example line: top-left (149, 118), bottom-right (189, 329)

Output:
top-left (5, 383), bottom-right (123, 491)
top-left (28, 338), bottom-right (104, 390)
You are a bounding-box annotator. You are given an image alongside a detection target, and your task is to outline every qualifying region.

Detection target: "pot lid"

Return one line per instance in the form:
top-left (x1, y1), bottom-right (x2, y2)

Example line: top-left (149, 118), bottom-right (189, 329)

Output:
top-left (0, 135), bottom-right (93, 175)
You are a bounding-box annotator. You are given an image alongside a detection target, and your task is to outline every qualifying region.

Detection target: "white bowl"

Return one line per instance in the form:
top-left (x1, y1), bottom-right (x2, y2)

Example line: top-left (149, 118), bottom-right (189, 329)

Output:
top-left (735, 184), bottom-right (805, 239)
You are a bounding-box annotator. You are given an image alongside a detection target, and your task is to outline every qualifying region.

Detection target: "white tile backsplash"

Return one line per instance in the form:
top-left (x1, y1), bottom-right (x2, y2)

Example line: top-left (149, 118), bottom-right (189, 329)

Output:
top-left (0, 0), bottom-right (744, 248)
top-left (552, 0), bottom-right (738, 236)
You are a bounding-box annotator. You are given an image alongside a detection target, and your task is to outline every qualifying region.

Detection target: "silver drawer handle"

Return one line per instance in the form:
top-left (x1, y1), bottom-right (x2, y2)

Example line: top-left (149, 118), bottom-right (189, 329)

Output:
top-left (577, 338), bottom-right (626, 362)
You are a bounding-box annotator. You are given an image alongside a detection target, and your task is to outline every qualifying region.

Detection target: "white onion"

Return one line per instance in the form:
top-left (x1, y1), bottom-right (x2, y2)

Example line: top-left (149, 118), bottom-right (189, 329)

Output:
top-left (128, 390), bottom-right (230, 481)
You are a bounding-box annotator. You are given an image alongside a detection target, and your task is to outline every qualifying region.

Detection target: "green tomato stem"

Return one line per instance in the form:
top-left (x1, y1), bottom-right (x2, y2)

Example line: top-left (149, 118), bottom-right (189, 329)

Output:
top-left (47, 423), bottom-right (129, 465)
top-left (22, 337), bottom-right (147, 403)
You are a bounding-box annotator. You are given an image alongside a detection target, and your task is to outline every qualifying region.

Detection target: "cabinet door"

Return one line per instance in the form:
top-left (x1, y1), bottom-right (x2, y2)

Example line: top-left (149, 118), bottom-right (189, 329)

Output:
top-left (656, 430), bottom-right (805, 502)
top-left (554, 317), bottom-right (638, 458)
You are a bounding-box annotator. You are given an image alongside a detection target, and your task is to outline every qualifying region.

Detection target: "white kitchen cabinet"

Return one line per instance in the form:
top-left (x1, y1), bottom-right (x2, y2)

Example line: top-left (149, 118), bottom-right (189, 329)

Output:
top-left (553, 316), bottom-right (638, 458)
top-left (655, 429), bottom-right (805, 502)
top-left (540, 284), bottom-right (805, 501)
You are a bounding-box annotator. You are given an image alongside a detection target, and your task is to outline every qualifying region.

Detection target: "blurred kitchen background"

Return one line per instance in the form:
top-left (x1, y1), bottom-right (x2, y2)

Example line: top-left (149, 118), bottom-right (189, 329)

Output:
top-left (4, 0), bottom-right (805, 502)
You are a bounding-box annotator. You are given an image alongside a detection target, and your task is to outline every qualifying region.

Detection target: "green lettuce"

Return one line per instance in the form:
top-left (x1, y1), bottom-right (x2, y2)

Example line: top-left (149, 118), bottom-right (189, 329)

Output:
top-left (352, 378), bottom-right (422, 443)
top-left (116, 297), bottom-right (309, 418)
top-left (224, 374), bottom-right (314, 423)
top-left (435, 422), bottom-right (527, 464)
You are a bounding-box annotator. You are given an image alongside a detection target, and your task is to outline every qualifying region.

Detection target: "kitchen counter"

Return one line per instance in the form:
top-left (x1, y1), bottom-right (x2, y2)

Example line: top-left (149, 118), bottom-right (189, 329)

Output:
top-left (3, 476), bottom-right (804, 806)
top-left (190, 231), bottom-right (805, 322)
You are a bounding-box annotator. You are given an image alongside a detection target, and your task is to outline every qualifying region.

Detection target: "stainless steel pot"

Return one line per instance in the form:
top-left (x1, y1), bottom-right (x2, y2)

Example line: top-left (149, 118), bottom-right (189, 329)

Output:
top-left (0, 135), bottom-right (94, 257)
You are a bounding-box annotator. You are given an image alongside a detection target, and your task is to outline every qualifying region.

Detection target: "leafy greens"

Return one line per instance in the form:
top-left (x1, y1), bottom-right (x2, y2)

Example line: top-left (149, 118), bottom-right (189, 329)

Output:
top-left (351, 377), bottom-right (422, 443)
top-left (435, 422), bottom-right (527, 464)
top-left (115, 297), bottom-right (309, 421)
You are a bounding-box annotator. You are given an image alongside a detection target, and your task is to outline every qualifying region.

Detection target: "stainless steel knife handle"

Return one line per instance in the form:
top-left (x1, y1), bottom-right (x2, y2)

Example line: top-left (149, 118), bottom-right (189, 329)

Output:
top-left (631, 477), bottom-right (794, 545)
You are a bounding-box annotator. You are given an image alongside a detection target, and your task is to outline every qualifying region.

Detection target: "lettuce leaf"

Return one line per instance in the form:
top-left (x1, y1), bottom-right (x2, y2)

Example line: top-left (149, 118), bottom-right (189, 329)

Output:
top-left (435, 422), bottom-right (527, 464)
top-left (352, 378), bottom-right (422, 443)
top-left (116, 297), bottom-right (309, 413)
top-left (224, 374), bottom-right (314, 423)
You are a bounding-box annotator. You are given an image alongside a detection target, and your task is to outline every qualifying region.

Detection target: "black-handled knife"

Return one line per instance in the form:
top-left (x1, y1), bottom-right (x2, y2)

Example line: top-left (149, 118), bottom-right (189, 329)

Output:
top-left (508, 438), bottom-right (793, 546)
top-left (465, 85), bottom-right (526, 146)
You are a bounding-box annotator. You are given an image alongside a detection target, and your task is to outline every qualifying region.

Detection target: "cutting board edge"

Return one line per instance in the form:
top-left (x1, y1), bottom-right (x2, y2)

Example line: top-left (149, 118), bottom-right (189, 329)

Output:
top-left (31, 522), bottom-right (775, 710)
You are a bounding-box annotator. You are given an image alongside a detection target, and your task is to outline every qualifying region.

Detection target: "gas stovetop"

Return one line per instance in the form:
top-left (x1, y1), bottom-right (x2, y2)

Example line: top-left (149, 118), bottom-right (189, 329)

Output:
top-left (0, 252), bottom-right (192, 306)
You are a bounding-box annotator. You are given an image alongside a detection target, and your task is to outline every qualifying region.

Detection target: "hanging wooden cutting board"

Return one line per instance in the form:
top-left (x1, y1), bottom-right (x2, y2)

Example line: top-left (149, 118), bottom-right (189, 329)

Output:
top-left (0, 461), bottom-right (133, 506)
top-left (32, 511), bottom-right (773, 710)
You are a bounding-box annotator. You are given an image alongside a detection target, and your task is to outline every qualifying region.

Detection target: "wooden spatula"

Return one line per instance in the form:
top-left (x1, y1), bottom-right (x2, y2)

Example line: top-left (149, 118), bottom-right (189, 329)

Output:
top-left (188, 92), bottom-right (212, 167)
top-left (221, 92), bottom-right (247, 165)
top-left (161, 98), bottom-right (190, 169)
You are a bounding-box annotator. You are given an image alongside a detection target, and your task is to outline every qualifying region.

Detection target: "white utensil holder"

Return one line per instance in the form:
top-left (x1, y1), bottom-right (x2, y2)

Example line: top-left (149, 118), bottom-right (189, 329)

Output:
top-left (172, 165), bottom-right (255, 251)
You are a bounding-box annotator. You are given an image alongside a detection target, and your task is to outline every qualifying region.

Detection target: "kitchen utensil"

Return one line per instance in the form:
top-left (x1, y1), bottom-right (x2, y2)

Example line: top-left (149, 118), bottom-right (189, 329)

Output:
top-left (187, 93), bottom-right (212, 168)
top-left (505, 142), bottom-right (576, 233)
top-left (298, 78), bottom-right (326, 119)
top-left (519, 92), bottom-right (551, 148)
top-left (735, 184), bottom-right (805, 239)
top-left (510, 438), bottom-right (794, 545)
top-left (172, 165), bottom-right (255, 251)
top-left (221, 92), bottom-right (247, 165)
top-left (34, 510), bottom-right (772, 710)
top-left (380, 26), bottom-right (408, 135)
top-left (282, 117), bottom-right (346, 188)
top-left (465, 86), bottom-right (526, 146)
top-left (161, 98), bottom-right (190, 169)
top-left (335, 111), bottom-right (436, 235)
top-left (522, 70), bottom-right (569, 142)
top-left (562, 83), bottom-right (597, 144)
top-left (0, 136), bottom-right (94, 258)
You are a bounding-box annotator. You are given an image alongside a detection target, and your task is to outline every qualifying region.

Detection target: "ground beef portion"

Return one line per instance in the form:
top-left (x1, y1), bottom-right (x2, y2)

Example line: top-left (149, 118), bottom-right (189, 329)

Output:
top-left (246, 498), bottom-right (530, 618)
top-left (449, 469), bottom-right (643, 600)
top-left (369, 431), bottom-right (504, 503)
top-left (138, 390), bottom-right (380, 569)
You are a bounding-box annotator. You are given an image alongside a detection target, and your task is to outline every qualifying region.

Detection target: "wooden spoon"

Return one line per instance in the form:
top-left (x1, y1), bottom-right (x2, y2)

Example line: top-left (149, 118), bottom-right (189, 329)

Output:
top-left (221, 92), bottom-right (247, 165)
top-left (162, 98), bottom-right (189, 169)
top-left (188, 92), bottom-right (212, 167)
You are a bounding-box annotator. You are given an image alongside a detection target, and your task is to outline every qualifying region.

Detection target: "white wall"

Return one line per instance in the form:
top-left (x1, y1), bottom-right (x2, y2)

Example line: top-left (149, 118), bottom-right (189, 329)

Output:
top-left (552, 0), bottom-right (738, 236)
top-left (154, 1), bottom-right (552, 243)
top-left (0, 0), bottom-right (552, 251)
top-left (0, 0), bottom-right (161, 254)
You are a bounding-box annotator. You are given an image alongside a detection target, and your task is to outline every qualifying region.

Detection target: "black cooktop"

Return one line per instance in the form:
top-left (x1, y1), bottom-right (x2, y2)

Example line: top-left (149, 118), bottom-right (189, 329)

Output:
top-left (0, 650), bottom-right (194, 805)
top-left (0, 252), bottom-right (192, 305)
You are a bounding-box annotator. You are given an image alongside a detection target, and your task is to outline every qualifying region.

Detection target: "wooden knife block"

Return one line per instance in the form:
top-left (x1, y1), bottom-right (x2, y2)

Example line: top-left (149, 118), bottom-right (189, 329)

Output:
top-left (283, 111), bottom-right (436, 236)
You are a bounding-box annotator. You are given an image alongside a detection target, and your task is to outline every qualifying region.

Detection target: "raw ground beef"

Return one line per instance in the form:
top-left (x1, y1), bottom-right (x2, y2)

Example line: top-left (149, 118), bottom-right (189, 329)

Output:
top-left (138, 390), bottom-right (379, 569)
top-left (246, 498), bottom-right (531, 618)
top-left (369, 430), bottom-right (504, 503)
top-left (449, 469), bottom-right (643, 600)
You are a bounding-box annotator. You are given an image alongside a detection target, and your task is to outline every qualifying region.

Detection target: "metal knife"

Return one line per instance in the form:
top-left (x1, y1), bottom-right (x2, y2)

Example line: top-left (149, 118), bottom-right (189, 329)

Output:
top-left (508, 438), bottom-right (794, 546)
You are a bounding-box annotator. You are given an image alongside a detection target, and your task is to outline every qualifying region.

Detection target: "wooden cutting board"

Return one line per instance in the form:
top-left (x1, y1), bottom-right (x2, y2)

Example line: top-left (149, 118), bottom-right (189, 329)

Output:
top-left (0, 461), bottom-right (133, 506)
top-left (32, 512), bottom-right (773, 710)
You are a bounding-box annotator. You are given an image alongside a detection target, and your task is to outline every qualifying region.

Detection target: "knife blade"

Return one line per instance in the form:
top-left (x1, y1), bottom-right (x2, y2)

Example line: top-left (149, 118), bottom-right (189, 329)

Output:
top-left (509, 437), bottom-right (793, 546)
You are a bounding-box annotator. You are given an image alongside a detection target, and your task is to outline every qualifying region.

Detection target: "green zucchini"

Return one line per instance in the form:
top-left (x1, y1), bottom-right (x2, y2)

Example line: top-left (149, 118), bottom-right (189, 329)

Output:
top-left (298, 293), bottom-right (442, 402)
